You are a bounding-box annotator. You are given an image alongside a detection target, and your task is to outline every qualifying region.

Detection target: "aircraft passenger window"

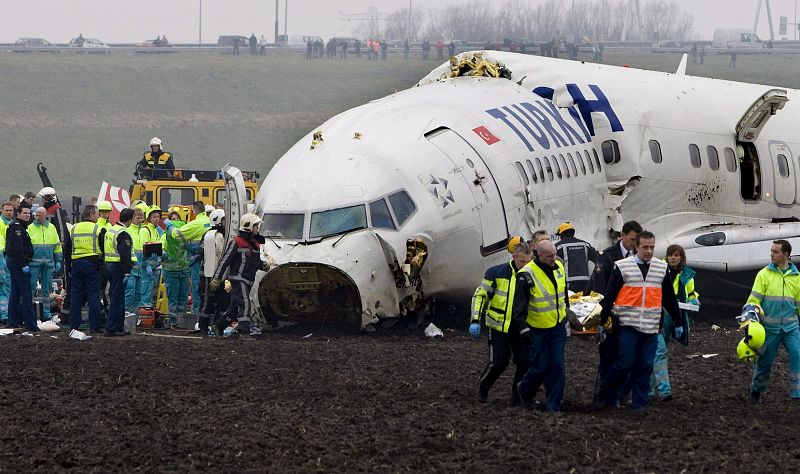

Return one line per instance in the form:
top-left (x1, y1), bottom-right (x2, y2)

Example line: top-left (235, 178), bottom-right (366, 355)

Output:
top-left (262, 213), bottom-right (305, 240)
top-left (566, 153), bottom-right (579, 176)
top-left (388, 190), bottom-right (416, 226)
top-left (601, 140), bottom-right (621, 164)
top-left (526, 159), bottom-right (538, 184)
top-left (778, 154), bottom-right (790, 178)
top-left (558, 154), bottom-right (570, 178)
top-left (593, 149), bottom-right (602, 171)
top-left (689, 144), bottom-right (701, 168)
top-left (648, 140), bottom-right (662, 164)
top-left (724, 147), bottom-right (737, 172)
top-left (369, 199), bottom-right (396, 230)
top-left (574, 152), bottom-right (586, 175)
top-left (584, 150), bottom-right (594, 173)
top-left (707, 146), bottom-right (720, 170)
top-left (550, 155), bottom-right (563, 179)
top-left (309, 205), bottom-right (367, 239)
top-left (543, 157), bottom-right (555, 181)
top-left (515, 162), bottom-right (529, 185)
top-left (535, 157), bottom-right (545, 182)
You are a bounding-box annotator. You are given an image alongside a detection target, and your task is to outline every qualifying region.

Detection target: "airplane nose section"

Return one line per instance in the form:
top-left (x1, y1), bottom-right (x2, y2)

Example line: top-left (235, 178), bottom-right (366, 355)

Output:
top-left (257, 262), bottom-right (363, 328)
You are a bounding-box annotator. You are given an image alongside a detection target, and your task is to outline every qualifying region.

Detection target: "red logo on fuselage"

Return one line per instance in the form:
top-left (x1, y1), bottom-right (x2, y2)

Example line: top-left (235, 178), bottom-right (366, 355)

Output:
top-left (473, 126), bottom-right (500, 145)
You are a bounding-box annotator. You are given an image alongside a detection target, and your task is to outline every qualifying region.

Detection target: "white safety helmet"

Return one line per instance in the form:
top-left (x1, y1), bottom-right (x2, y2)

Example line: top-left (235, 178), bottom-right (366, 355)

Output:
top-left (149, 137), bottom-right (163, 147)
top-left (37, 186), bottom-right (56, 197)
top-left (209, 209), bottom-right (225, 226)
top-left (204, 204), bottom-right (215, 214)
top-left (239, 213), bottom-right (262, 232)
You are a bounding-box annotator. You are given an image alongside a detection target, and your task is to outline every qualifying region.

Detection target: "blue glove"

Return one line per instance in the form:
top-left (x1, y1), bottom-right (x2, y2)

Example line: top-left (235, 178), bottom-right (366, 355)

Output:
top-left (163, 219), bottom-right (172, 228)
top-left (688, 298), bottom-right (700, 306)
top-left (146, 266), bottom-right (153, 276)
top-left (55, 261), bottom-right (62, 273)
top-left (22, 266), bottom-right (29, 274)
top-left (674, 326), bottom-right (684, 339)
top-left (469, 323), bottom-right (481, 338)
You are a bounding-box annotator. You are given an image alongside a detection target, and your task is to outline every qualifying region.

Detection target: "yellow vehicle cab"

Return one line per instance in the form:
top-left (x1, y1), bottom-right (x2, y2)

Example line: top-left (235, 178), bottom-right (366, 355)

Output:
top-left (130, 168), bottom-right (259, 214)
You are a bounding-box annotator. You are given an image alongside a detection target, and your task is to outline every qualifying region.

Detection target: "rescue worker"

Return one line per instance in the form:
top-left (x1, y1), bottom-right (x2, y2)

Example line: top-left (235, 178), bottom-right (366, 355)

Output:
top-left (136, 137), bottom-right (175, 178)
top-left (596, 231), bottom-right (683, 411)
top-left (161, 213), bottom-right (190, 314)
top-left (200, 209), bottom-right (229, 334)
top-left (513, 240), bottom-right (577, 412)
top-left (27, 206), bottom-right (62, 321)
top-left (210, 213), bottom-right (267, 336)
top-left (139, 206), bottom-right (163, 307)
top-left (179, 201), bottom-right (211, 316)
top-left (0, 201), bottom-right (13, 323)
top-left (69, 205), bottom-right (103, 332)
top-left (651, 244), bottom-right (698, 401)
top-left (746, 239), bottom-right (800, 403)
top-left (104, 208), bottom-right (135, 336)
top-left (470, 237), bottom-right (534, 405)
top-left (591, 220), bottom-right (642, 403)
top-left (5, 204), bottom-right (37, 331)
top-left (96, 201), bottom-right (113, 322)
top-left (554, 222), bottom-right (598, 295)
top-left (37, 187), bottom-right (61, 217)
top-left (124, 206), bottom-right (146, 312)
top-left (529, 230), bottom-right (550, 260)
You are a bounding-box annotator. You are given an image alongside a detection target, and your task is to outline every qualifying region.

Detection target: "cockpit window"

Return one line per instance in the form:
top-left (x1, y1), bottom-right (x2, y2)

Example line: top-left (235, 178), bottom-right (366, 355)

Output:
top-left (387, 191), bottom-right (416, 227)
top-left (310, 205), bottom-right (367, 239)
top-left (261, 213), bottom-right (304, 240)
top-left (369, 199), bottom-right (396, 230)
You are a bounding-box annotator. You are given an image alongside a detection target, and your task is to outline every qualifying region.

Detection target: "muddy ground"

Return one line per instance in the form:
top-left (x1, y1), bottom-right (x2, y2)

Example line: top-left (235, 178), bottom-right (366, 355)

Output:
top-left (1, 306), bottom-right (799, 473)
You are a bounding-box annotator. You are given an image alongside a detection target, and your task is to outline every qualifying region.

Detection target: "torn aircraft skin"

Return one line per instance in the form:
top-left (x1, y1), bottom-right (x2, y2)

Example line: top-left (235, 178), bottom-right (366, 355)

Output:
top-left (253, 51), bottom-right (800, 330)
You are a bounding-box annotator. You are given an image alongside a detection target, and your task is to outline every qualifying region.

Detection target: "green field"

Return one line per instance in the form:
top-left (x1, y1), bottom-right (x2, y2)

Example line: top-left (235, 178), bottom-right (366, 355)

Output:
top-left (1, 50), bottom-right (798, 199)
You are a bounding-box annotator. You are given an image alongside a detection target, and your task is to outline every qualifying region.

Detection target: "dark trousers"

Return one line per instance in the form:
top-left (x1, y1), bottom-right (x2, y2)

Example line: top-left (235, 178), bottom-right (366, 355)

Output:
top-left (216, 280), bottom-right (251, 332)
top-left (200, 276), bottom-right (230, 331)
top-left (69, 257), bottom-right (101, 331)
top-left (599, 326), bottom-right (658, 409)
top-left (593, 330), bottom-right (619, 401)
top-left (478, 329), bottom-right (530, 400)
top-left (106, 262), bottom-right (125, 333)
top-left (6, 257), bottom-right (37, 331)
top-left (518, 323), bottom-right (567, 411)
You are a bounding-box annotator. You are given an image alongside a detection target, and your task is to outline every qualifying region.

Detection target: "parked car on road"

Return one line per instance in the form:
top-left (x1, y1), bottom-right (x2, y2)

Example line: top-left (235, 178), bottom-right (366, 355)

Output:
top-left (14, 37), bottom-right (52, 47)
top-left (68, 37), bottom-right (110, 48)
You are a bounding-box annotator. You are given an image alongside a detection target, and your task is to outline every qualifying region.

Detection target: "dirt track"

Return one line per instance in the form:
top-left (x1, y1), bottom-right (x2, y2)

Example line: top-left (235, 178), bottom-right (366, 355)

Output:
top-left (1, 309), bottom-right (800, 473)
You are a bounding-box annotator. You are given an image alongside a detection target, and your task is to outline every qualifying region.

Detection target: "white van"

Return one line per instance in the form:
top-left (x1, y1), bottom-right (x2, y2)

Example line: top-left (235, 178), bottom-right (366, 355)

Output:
top-left (712, 28), bottom-right (764, 49)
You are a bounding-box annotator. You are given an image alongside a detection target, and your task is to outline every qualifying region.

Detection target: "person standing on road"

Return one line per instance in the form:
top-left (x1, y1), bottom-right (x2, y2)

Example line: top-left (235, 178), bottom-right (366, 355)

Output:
top-left (651, 244), bottom-right (698, 402)
top-left (200, 209), bottom-right (229, 334)
top-left (596, 231), bottom-right (683, 411)
top-left (0, 201), bottom-right (14, 323)
top-left (470, 239), bottom-right (534, 405)
top-left (513, 240), bottom-right (577, 412)
top-left (729, 48), bottom-right (737, 68)
top-left (403, 39), bottom-right (409, 59)
top-left (210, 213), bottom-right (266, 336)
top-left (68, 205), bottom-right (103, 332)
top-left (554, 221), bottom-right (598, 295)
top-left (746, 239), bottom-right (800, 404)
top-left (233, 36), bottom-right (240, 55)
top-left (5, 204), bottom-right (37, 332)
top-left (249, 33), bottom-right (257, 55)
top-left (447, 40), bottom-right (456, 58)
top-left (259, 35), bottom-right (267, 55)
top-left (27, 206), bottom-right (62, 321)
top-left (306, 40), bottom-right (313, 59)
top-left (104, 208), bottom-right (135, 336)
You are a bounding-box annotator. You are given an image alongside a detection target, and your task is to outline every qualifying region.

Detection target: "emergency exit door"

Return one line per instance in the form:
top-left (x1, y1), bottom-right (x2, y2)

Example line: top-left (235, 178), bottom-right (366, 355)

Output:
top-left (769, 141), bottom-right (796, 206)
top-left (427, 128), bottom-right (509, 255)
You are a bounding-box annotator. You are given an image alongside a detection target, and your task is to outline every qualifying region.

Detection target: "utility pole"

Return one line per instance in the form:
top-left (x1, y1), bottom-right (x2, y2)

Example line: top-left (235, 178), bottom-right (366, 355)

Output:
top-left (284, 0), bottom-right (288, 36)
top-left (274, 0), bottom-right (279, 44)
top-left (406, 0), bottom-right (411, 41)
top-left (198, 0), bottom-right (202, 46)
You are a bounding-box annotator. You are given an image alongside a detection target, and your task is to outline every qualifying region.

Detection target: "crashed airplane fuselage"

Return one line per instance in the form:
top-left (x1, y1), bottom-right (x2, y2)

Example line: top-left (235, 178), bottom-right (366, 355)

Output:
top-left (253, 51), bottom-right (800, 329)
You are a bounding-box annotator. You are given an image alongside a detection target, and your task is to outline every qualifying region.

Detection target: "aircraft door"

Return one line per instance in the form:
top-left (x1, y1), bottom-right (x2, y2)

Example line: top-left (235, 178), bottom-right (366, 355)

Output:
top-left (768, 141), bottom-right (796, 206)
top-left (427, 129), bottom-right (509, 255)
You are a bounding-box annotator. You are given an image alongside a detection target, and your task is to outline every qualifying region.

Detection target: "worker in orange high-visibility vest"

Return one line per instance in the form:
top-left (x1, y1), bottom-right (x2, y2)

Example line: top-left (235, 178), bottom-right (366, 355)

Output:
top-left (596, 230), bottom-right (683, 411)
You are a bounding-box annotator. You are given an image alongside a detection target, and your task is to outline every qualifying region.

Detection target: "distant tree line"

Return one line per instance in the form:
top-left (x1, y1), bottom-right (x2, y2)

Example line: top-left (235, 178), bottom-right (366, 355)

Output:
top-left (357, 0), bottom-right (693, 43)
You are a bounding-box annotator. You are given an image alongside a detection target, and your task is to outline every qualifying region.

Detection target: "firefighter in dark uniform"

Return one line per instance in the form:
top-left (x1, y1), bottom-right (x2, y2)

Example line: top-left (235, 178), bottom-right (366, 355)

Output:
top-left (470, 236), bottom-right (533, 405)
top-left (554, 222), bottom-right (598, 295)
top-left (4, 204), bottom-right (37, 331)
top-left (209, 213), bottom-right (267, 336)
top-left (136, 137), bottom-right (175, 178)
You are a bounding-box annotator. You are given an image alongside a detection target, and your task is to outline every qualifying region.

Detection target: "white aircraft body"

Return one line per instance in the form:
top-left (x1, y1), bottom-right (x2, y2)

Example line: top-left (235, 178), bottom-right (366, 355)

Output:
top-left (249, 51), bottom-right (800, 329)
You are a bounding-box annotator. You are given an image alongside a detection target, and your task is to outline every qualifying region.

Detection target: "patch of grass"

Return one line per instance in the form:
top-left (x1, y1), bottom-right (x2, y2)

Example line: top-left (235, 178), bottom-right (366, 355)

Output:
top-left (1, 51), bottom-right (797, 199)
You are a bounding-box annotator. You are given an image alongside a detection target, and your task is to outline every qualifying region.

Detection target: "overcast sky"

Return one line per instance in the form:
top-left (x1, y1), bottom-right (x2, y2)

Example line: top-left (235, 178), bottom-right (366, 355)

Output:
top-left (0, 0), bottom-right (797, 43)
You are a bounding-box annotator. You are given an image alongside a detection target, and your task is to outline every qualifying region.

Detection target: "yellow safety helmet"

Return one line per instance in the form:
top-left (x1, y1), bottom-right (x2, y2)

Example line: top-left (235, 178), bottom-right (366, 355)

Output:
top-left (134, 202), bottom-right (149, 214)
top-left (508, 235), bottom-right (523, 253)
top-left (97, 201), bottom-right (112, 212)
top-left (737, 320), bottom-right (766, 361)
top-left (147, 205), bottom-right (162, 217)
top-left (556, 222), bottom-right (574, 235)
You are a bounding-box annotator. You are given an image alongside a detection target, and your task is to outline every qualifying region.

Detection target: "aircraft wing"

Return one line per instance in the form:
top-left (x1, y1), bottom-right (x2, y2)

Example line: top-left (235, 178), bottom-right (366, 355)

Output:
top-left (668, 222), bottom-right (800, 271)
